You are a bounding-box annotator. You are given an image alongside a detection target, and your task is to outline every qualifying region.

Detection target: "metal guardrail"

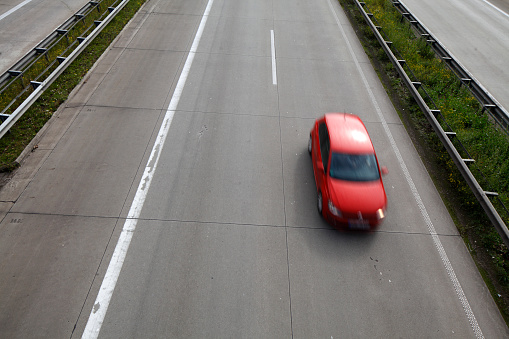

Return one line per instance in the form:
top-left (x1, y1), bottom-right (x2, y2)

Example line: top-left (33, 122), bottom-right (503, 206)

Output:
top-left (391, 1), bottom-right (509, 135)
top-left (354, 0), bottom-right (509, 247)
top-left (0, 0), bottom-right (129, 139)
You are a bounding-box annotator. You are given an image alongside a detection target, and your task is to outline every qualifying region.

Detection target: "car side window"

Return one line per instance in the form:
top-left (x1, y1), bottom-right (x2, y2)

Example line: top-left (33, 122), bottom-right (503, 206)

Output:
top-left (318, 122), bottom-right (330, 172)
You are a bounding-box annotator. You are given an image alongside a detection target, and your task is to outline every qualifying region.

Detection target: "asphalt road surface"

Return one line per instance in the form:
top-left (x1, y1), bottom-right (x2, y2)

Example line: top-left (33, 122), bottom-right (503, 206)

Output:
top-left (0, 0), bottom-right (508, 338)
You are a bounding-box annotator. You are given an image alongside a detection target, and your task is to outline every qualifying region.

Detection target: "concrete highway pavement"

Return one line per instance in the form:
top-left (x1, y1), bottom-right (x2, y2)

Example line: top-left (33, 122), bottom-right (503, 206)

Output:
top-left (0, 0), bottom-right (93, 74)
top-left (401, 0), bottom-right (509, 113)
top-left (0, 0), bottom-right (508, 338)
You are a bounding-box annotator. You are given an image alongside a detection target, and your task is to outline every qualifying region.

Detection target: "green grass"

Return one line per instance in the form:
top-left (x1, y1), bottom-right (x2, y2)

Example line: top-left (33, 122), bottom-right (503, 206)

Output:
top-left (338, 0), bottom-right (509, 324)
top-left (0, 0), bottom-right (147, 171)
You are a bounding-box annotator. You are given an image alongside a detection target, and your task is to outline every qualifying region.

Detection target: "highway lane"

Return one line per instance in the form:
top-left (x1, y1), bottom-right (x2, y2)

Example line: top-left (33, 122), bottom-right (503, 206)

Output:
top-left (401, 0), bottom-right (509, 113)
top-left (0, 0), bottom-right (94, 74)
top-left (0, 0), bottom-right (508, 337)
top-left (79, 0), bottom-right (507, 337)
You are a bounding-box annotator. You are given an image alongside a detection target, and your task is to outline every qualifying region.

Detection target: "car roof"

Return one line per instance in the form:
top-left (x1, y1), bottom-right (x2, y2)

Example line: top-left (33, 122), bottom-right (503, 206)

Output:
top-left (324, 113), bottom-right (375, 154)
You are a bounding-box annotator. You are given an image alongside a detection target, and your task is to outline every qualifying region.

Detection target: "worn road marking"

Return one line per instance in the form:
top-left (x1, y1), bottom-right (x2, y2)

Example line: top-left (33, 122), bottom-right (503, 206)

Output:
top-left (81, 0), bottom-right (215, 337)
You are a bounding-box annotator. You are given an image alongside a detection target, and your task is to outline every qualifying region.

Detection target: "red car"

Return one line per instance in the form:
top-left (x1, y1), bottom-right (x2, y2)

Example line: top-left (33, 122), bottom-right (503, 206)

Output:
top-left (309, 113), bottom-right (387, 230)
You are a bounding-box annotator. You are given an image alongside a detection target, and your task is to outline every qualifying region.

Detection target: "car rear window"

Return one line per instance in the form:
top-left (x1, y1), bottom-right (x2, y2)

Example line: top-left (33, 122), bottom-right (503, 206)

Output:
top-left (329, 153), bottom-right (380, 182)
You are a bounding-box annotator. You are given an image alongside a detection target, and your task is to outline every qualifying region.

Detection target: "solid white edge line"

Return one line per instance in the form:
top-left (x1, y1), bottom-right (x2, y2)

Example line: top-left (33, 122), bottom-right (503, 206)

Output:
top-left (271, 30), bottom-right (277, 85)
top-left (325, 0), bottom-right (484, 338)
top-left (482, 0), bottom-right (509, 18)
top-left (0, 0), bottom-right (33, 21)
top-left (81, 0), bottom-right (215, 338)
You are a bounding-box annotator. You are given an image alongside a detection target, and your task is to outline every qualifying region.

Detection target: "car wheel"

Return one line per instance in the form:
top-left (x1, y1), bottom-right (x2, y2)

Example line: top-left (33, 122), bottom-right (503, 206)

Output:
top-left (317, 191), bottom-right (323, 215)
top-left (308, 134), bottom-right (312, 155)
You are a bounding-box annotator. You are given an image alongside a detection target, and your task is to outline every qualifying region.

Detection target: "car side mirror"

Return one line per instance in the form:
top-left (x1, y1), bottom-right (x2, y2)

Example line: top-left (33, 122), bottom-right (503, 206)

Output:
top-left (380, 166), bottom-right (388, 175)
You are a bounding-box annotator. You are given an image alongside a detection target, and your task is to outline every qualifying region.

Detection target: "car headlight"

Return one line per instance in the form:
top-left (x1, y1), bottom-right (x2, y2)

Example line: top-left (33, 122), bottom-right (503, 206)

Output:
top-left (376, 208), bottom-right (385, 221)
top-left (328, 200), bottom-right (342, 217)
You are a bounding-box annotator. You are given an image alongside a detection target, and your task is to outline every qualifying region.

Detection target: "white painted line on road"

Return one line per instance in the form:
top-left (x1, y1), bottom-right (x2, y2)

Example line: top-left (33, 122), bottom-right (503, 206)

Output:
top-left (0, 0), bottom-right (33, 21)
top-left (271, 30), bottom-right (277, 85)
top-left (81, 0), bottom-right (215, 337)
top-left (482, 0), bottom-right (509, 18)
top-left (326, 0), bottom-right (484, 338)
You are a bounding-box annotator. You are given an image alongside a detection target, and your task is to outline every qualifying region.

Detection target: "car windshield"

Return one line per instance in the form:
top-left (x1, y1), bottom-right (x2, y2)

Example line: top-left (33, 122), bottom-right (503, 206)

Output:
top-left (329, 152), bottom-right (380, 182)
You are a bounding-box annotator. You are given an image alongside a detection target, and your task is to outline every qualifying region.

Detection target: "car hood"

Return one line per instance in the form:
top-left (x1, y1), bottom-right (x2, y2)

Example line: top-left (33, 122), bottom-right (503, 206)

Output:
top-left (328, 177), bottom-right (386, 214)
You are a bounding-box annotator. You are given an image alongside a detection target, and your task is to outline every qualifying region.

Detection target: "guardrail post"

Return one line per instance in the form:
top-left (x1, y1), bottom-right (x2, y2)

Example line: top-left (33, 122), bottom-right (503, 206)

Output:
top-left (30, 81), bottom-right (42, 89)
top-left (35, 48), bottom-right (49, 62)
top-left (56, 29), bottom-right (69, 44)
top-left (8, 70), bottom-right (24, 87)
top-left (445, 132), bottom-right (456, 139)
top-left (8, 70), bottom-right (22, 77)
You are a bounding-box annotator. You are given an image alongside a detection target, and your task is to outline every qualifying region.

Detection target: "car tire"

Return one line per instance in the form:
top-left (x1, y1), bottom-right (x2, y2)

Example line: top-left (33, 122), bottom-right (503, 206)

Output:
top-left (308, 134), bottom-right (312, 155)
top-left (317, 191), bottom-right (323, 215)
